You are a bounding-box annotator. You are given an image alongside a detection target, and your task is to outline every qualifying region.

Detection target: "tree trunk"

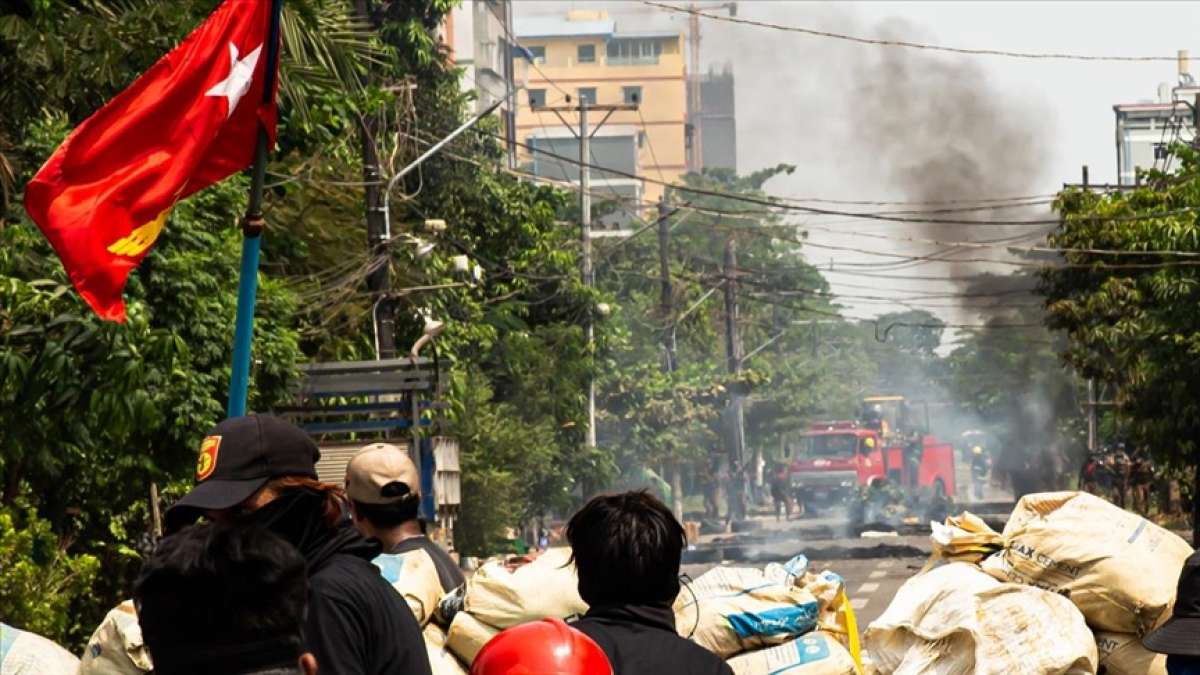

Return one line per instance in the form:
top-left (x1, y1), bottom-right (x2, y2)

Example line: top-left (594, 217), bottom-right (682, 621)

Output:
top-left (1192, 448), bottom-right (1199, 547)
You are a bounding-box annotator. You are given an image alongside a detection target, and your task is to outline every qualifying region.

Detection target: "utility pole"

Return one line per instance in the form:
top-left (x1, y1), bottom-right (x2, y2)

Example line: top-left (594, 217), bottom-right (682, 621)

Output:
top-left (580, 100), bottom-right (596, 449)
top-left (658, 194), bottom-right (676, 372)
top-left (687, 4), bottom-right (702, 172)
top-left (534, 99), bottom-right (638, 455)
top-left (723, 235), bottom-right (746, 525)
top-left (356, 0), bottom-right (395, 359)
top-left (656, 193), bottom-right (685, 518)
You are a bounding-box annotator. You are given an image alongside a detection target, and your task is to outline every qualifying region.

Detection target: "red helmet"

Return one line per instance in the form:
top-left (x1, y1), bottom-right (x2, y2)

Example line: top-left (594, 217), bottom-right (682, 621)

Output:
top-left (470, 618), bottom-right (612, 675)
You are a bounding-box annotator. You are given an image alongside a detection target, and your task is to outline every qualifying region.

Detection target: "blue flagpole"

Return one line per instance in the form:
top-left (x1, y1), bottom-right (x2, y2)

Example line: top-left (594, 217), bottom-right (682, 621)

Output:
top-left (227, 0), bottom-right (285, 418)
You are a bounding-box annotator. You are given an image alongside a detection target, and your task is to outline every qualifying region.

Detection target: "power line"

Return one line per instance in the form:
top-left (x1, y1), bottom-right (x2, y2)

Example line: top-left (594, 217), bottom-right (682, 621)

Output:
top-left (641, 1), bottom-right (1187, 63)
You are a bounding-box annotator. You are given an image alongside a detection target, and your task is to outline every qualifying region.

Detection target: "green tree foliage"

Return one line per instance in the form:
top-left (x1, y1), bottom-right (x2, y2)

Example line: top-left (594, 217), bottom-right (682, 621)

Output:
top-left (0, 506), bottom-right (99, 645)
top-left (1041, 147), bottom-right (1200, 476)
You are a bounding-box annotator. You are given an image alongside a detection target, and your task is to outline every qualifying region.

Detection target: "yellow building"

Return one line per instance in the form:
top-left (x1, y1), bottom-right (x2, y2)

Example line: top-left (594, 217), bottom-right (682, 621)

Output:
top-left (513, 10), bottom-right (687, 214)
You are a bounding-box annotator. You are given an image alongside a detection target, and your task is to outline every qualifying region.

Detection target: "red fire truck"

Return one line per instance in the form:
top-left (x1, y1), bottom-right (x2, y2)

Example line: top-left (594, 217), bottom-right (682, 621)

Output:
top-left (787, 396), bottom-right (956, 513)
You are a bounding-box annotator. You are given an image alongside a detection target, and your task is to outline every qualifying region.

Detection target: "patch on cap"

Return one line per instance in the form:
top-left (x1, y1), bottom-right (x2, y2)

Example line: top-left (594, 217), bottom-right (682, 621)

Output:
top-left (196, 435), bottom-right (222, 481)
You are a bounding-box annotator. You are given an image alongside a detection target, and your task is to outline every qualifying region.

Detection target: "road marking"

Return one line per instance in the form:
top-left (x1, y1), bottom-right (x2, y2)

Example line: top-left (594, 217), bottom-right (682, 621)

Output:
top-left (868, 570), bottom-right (887, 580)
top-left (877, 559), bottom-right (895, 568)
top-left (857, 582), bottom-right (880, 594)
top-left (850, 597), bottom-right (870, 610)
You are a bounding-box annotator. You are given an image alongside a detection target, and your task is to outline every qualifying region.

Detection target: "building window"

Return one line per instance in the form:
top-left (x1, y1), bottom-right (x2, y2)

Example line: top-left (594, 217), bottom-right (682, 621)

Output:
top-left (577, 44), bottom-right (596, 64)
top-left (577, 87), bottom-right (597, 105)
top-left (527, 89), bottom-right (546, 108)
top-left (606, 38), bottom-right (663, 65)
top-left (623, 86), bottom-right (642, 105)
top-left (523, 45), bottom-right (546, 64)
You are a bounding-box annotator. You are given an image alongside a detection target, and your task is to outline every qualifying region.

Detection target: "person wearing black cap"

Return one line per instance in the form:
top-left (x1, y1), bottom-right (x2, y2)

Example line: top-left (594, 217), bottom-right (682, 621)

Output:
top-left (135, 523), bottom-right (316, 674)
top-left (165, 414), bottom-right (432, 675)
top-left (1143, 549), bottom-right (1200, 674)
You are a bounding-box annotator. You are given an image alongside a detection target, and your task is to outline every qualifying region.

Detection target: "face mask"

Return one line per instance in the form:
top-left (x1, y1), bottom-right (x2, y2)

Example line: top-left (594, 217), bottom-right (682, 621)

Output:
top-left (1167, 655), bottom-right (1200, 675)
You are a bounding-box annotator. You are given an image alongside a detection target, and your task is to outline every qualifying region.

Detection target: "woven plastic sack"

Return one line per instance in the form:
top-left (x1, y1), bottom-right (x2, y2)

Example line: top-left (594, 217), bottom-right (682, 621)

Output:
top-left (865, 562), bottom-right (1096, 675)
top-left (462, 547), bottom-right (586, 628)
top-left (674, 565), bottom-right (821, 659)
top-left (1095, 631), bottom-right (1166, 675)
top-left (445, 611), bottom-right (501, 665)
top-left (0, 623), bottom-right (80, 674)
top-left (981, 491), bottom-right (1193, 634)
top-left (423, 623), bottom-right (469, 675)
top-left (727, 631), bottom-right (856, 675)
top-left (78, 600), bottom-right (153, 674)
top-left (374, 548), bottom-right (445, 627)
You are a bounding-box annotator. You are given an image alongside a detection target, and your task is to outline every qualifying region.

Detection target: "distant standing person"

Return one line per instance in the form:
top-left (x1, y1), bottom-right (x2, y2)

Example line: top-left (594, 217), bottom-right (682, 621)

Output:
top-left (165, 415), bottom-right (432, 675)
top-left (567, 490), bottom-right (734, 675)
top-left (345, 443), bottom-right (466, 594)
top-left (768, 461), bottom-right (792, 521)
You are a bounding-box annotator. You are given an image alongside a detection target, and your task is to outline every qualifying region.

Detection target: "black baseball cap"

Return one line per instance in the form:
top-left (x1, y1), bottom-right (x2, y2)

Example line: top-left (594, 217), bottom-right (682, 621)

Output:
top-left (165, 415), bottom-right (320, 531)
top-left (1143, 549), bottom-right (1200, 656)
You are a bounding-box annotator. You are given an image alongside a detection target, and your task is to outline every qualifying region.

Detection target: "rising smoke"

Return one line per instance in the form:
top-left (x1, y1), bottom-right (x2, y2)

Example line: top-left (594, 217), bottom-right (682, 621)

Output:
top-left (844, 17), bottom-right (1052, 315)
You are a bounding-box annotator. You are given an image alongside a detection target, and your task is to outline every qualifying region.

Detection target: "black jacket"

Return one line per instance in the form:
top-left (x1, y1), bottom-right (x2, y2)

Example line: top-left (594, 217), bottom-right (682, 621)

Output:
top-left (255, 491), bottom-right (432, 675)
top-left (572, 603), bottom-right (733, 675)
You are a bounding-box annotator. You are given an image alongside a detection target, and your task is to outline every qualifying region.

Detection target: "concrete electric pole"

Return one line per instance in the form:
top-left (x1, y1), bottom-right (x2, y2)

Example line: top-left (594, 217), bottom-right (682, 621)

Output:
top-left (533, 99), bottom-right (639, 453)
top-left (723, 235), bottom-right (746, 525)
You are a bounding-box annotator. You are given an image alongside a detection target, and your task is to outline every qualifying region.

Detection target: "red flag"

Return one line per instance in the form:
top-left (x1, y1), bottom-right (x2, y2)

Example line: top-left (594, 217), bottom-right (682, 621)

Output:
top-left (24, 0), bottom-right (280, 322)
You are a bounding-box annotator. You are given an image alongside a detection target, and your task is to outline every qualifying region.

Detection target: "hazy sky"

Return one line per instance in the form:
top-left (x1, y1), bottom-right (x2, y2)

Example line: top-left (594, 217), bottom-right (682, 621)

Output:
top-left (514, 1), bottom-right (1200, 331)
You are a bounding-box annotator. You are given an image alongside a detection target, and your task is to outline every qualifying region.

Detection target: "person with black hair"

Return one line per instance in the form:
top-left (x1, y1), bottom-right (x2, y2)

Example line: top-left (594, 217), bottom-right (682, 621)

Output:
top-left (567, 491), bottom-right (733, 675)
top-left (134, 523), bottom-right (315, 675)
top-left (164, 415), bottom-right (431, 675)
top-left (345, 443), bottom-right (465, 594)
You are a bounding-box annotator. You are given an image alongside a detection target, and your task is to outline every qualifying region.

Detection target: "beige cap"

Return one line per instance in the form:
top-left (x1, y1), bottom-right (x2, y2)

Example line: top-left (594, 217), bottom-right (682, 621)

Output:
top-left (345, 443), bottom-right (419, 504)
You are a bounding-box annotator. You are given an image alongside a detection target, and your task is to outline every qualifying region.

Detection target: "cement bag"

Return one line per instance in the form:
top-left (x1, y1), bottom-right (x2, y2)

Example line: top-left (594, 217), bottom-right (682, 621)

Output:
top-left (728, 631), bottom-right (856, 675)
top-left (926, 511), bottom-right (1005, 568)
top-left (374, 549), bottom-right (445, 626)
top-left (423, 624), bottom-right (469, 675)
top-left (865, 562), bottom-right (1096, 675)
top-left (1095, 631), bottom-right (1166, 675)
top-left (0, 623), bottom-right (80, 674)
top-left (79, 600), bottom-right (153, 674)
top-left (981, 491), bottom-right (1193, 634)
top-left (674, 565), bottom-right (821, 658)
top-left (463, 547), bottom-right (586, 628)
top-left (445, 612), bottom-right (501, 665)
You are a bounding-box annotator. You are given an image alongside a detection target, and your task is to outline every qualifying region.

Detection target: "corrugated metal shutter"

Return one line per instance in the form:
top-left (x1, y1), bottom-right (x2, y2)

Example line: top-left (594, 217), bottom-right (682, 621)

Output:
top-left (315, 442), bottom-right (412, 485)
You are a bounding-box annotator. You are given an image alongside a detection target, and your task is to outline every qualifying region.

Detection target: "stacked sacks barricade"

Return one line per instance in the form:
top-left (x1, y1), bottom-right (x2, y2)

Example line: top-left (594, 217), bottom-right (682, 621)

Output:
top-left (374, 548), bottom-right (446, 627)
top-left (979, 491), bottom-right (1193, 634)
top-left (676, 555), bottom-right (861, 675)
top-left (0, 623), bottom-right (80, 674)
top-left (1095, 631), bottom-right (1166, 675)
top-left (864, 562), bottom-right (1097, 675)
top-left (423, 623), bottom-right (469, 675)
top-left (78, 600), bottom-right (153, 674)
top-left (445, 547), bottom-right (585, 664)
top-left (925, 511), bottom-right (1004, 568)
top-left (727, 632), bottom-right (858, 675)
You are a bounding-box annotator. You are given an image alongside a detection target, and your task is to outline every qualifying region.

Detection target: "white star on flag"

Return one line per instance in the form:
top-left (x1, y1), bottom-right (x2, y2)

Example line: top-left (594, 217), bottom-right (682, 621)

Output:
top-left (205, 41), bottom-right (263, 119)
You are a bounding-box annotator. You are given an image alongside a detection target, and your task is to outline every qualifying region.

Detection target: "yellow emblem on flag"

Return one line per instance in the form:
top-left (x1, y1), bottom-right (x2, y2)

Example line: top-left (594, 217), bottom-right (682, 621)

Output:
top-left (108, 208), bottom-right (170, 257)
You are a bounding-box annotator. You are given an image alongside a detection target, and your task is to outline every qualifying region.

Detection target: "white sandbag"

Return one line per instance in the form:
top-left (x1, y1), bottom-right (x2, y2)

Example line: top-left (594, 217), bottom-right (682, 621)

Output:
top-left (462, 547), bottom-right (587, 628)
top-left (981, 491), bottom-right (1193, 634)
top-left (0, 623), bottom-right (80, 674)
top-left (445, 612), bottom-right (501, 665)
top-left (423, 624), bottom-right (469, 675)
top-left (727, 631), bottom-right (856, 675)
top-left (674, 565), bottom-right (822, 658)
top-left (78, 600), bottom-right (153, 674)
top-left (374, 549), bottom-right (446, 626)
top-left (1095, 631), bottom-right (1166, 675)
top-left (865, 562), bottom-right (1096, 675)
